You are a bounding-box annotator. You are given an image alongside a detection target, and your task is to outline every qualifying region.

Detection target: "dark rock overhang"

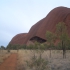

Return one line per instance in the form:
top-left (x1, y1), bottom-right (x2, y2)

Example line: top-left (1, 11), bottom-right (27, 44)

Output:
top-left (30, 36), bottom-right (46, 43)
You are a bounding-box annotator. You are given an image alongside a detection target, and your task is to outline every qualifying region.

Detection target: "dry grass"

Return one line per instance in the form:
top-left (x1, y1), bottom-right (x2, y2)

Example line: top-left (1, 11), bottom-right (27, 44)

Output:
top-left (10, 50), bottom-right (18, 53)
top-left (17, 50), bottom-right (70, 70)
top-left (1, 50), bottom-right (70, 70)
top-left (17, 50), bottom-right (32, 70)
top-left (0, 50), bottom-right (18, 65)
top-left (48, 50), bottom-right (70, 70)
top-left (0, 50), bottom-right (11, 64)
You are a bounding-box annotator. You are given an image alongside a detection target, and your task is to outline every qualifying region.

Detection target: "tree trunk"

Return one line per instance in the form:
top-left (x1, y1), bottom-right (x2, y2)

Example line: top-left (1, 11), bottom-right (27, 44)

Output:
top-left (63, 49), bottom-right (66, 59)
top-left (49, 49), bottom-right (51, 58)
top-left (62, 41), bottom-right (66, 59)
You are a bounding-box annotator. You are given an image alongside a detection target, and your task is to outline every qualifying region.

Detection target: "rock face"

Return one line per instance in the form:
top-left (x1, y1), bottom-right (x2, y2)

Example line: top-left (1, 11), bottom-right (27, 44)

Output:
top-left (25, 7), bottom-right (70, 44)
top-left (9, 6), bottom-right (70, 45)
top-left (9, 33), bottom-right (27, 45)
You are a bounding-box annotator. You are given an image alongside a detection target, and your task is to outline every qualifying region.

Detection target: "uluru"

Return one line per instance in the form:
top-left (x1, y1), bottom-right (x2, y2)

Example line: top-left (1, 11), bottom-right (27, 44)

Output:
top-left (9, 33), bottom-right (27, 45)
top-left (8, 6), bottom-right (70, 46)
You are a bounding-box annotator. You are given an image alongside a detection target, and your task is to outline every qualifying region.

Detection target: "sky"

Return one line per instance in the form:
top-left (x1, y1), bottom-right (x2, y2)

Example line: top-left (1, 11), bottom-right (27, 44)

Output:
top-left (0, 0), bottom-right (70, 47)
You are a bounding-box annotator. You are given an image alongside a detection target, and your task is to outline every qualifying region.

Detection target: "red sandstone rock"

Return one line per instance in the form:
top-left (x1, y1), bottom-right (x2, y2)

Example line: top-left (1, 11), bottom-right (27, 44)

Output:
top-left (25, 6), bottom-right (70, 43)
top-left (9, 6), bottom-right (70, 45)
top-left (9, 33), bottom-right (27, 45)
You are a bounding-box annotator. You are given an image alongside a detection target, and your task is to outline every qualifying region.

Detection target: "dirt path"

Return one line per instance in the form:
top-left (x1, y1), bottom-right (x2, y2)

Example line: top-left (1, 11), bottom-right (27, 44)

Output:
top-left (0, 53), bottom-right (17, 70)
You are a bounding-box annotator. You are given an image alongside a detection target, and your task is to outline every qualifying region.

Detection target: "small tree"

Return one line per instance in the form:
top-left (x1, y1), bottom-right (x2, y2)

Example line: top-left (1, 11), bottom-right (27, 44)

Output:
top-left (1, 46), bottom-right (5, 49)
top-left (56, 22), bottom-right (70, 58)
top-left (46, 31), bottom-right (56, 58)
top-left (0, 46), bottom-right (5, 52)
top-left (40, 44), bottom-right (46, 50)
top-left (35, 41), bottom-right (40, 49)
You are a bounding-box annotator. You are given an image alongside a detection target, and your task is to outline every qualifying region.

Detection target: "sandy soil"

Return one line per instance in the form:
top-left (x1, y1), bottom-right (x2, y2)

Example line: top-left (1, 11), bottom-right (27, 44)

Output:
top-left (0, 50), bottom-right (11, 64)
top-left (0, 53), bottom-right (17, 70)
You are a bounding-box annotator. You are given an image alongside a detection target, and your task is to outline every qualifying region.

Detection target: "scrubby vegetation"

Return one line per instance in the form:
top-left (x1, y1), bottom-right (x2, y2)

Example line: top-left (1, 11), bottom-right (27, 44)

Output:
top-left (17, 50), bottom-right (70, 70)
top-left (5, 22), bottom-right (70, 70)
top-left (25, 50), bottom-right (50, 70)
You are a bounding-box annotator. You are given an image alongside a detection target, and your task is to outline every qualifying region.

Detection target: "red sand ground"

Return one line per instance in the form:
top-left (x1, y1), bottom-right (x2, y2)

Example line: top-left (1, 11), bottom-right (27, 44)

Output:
top-left (0, 53), bottom-right (17, 70)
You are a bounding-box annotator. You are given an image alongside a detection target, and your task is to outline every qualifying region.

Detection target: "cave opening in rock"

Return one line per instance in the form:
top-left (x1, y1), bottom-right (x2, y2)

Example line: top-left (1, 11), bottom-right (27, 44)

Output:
top-left (30, 36), bottom-right (46, 43)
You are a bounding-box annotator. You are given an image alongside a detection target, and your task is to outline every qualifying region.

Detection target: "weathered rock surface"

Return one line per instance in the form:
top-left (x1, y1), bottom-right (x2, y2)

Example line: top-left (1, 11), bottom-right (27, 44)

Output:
top-left (9, 6), bottom-right (70, 45)
top-left (9, 33), bottom-right (27, 45)
top-left (25, 7), bottom-right (70, 43)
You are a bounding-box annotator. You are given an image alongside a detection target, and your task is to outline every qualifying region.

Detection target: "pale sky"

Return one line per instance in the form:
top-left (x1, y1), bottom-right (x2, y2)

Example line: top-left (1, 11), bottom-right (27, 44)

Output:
top-left (0, 0), bottom-right (70, 47)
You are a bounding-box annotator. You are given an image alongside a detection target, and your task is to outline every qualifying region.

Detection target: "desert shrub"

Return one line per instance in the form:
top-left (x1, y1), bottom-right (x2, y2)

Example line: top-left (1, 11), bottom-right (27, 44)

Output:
top-left (25, 50), bottom-right (50, 70)
top-left (7, 49), bottom-right (10, 53)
